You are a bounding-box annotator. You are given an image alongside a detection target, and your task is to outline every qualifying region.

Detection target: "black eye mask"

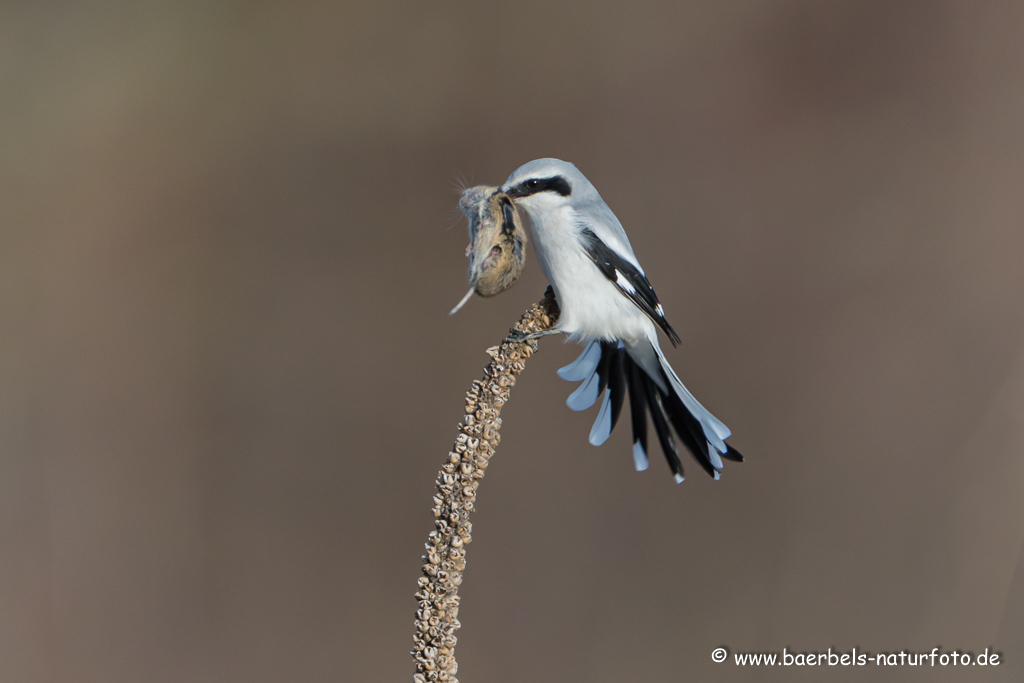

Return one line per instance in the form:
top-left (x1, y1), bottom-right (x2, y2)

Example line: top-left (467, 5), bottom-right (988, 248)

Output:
top-left (507, 175), bottom-right (571, 198)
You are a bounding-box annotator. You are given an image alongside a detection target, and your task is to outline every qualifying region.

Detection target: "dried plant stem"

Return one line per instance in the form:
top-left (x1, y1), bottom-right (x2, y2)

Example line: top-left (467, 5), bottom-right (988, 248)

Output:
top-left (412, 290), bottom-right (560, 683)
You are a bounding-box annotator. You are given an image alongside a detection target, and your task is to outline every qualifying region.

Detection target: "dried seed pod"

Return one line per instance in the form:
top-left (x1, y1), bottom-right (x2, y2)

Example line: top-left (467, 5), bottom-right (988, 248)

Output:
top-left (449, 186), bottom-right (528, 315)
top-left (412, 293), bottom-right (561, 683)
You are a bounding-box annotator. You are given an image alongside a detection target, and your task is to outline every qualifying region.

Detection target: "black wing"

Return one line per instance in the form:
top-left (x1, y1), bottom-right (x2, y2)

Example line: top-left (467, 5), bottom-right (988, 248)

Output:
top-left (579, 227), bottom-right (681, 346)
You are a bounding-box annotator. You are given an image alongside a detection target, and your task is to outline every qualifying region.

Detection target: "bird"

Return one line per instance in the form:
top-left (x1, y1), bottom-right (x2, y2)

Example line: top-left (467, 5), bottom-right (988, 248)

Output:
top-left (499, 158), bottom-right (742, 482)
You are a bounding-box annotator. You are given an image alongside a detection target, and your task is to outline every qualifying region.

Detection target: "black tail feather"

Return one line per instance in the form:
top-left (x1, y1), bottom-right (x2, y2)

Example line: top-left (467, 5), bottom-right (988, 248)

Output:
top-left (641, 375), bottom-right (685, 480)
top-left (607, 347), bottom-right (626, 433)
top-left (664, 390), bottom-right (718, 479)
top-left (720, 445), bottom-right (744, 462)
top-left (626, 359), bottom-right (648, 461)
top-left (585, 344), bottom-right (741, 481)
top-left (595, 342), bottom-right (614, 397)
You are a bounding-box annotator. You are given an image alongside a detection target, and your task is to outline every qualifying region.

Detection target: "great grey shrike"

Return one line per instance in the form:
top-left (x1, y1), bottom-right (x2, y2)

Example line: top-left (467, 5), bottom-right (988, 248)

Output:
top-left (500, 158), bottom-right (742, 482)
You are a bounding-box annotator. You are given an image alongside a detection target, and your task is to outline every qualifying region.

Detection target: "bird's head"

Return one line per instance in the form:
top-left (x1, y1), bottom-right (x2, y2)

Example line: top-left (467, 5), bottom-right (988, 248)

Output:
top-left (501, 158), bottom-right (589, 215)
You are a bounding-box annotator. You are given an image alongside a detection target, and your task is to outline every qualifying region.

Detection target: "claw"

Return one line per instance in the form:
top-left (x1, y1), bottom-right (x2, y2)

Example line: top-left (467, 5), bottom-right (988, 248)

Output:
top-left (505, 329), bottom-right (532, 344)
top-left (505, 328), bottom-right (562, 346)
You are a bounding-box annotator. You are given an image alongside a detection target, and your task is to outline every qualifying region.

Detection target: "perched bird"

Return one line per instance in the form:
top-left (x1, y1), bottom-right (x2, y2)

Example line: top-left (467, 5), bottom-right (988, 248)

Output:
top-left (449, 185), bottom-right (528, 315)
top-left (501, 158), bottom-right (742, 482)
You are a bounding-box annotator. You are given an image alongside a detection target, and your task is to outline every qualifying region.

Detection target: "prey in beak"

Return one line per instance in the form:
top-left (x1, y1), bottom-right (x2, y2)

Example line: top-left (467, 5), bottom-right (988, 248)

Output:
top-left (449, 186), bottom-right (528, 315)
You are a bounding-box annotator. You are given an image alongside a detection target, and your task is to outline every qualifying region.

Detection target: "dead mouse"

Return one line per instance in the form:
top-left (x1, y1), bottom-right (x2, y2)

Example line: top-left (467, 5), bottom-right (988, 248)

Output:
top-left (449, 185), bottom-right (527, 315)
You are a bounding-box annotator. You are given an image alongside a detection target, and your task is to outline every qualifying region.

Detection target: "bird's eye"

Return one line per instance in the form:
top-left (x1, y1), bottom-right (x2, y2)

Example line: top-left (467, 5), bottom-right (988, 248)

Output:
top-left (527, 179), bottom-right (540, 188)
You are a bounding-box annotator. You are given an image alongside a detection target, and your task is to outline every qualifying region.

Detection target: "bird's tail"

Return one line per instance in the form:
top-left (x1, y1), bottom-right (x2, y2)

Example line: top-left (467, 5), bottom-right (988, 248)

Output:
top-left (557, 339), bottom-right (743, 482)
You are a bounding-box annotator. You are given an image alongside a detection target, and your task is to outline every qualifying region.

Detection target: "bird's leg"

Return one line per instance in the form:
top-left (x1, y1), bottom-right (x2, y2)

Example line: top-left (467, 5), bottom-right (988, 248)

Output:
top-left (504, 328), bottom-right (563, 345)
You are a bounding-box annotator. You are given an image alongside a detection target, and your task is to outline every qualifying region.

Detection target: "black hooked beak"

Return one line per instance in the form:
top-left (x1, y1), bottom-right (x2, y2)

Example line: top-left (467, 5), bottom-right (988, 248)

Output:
top-left (502, 183), bottom-right (527, 199)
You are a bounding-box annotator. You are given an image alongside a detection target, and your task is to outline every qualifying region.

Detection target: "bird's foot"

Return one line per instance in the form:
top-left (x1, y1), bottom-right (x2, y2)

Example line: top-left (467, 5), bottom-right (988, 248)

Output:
top-left (504, 328), bottom-right (561, 348)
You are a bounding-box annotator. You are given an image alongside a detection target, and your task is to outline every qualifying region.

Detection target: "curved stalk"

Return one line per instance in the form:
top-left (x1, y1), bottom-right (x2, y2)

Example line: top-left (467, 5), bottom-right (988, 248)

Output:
top-left (411, 290), bottom-right (560, 683)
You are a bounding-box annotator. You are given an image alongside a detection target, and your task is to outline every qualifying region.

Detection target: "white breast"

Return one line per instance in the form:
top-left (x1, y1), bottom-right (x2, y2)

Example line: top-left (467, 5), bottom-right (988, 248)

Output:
top-left (525, 205), bottom-right (656, 344)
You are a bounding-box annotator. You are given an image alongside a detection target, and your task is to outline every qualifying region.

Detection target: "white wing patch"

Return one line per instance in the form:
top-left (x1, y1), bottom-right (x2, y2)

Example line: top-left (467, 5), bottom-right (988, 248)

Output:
top-left (614, 269), bottom-right (636, 295)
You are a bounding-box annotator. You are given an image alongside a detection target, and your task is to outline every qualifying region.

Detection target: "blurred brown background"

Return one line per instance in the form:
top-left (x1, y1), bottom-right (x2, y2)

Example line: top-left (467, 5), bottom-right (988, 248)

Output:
top-left (3, 2), bottom-right (1024, 682)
